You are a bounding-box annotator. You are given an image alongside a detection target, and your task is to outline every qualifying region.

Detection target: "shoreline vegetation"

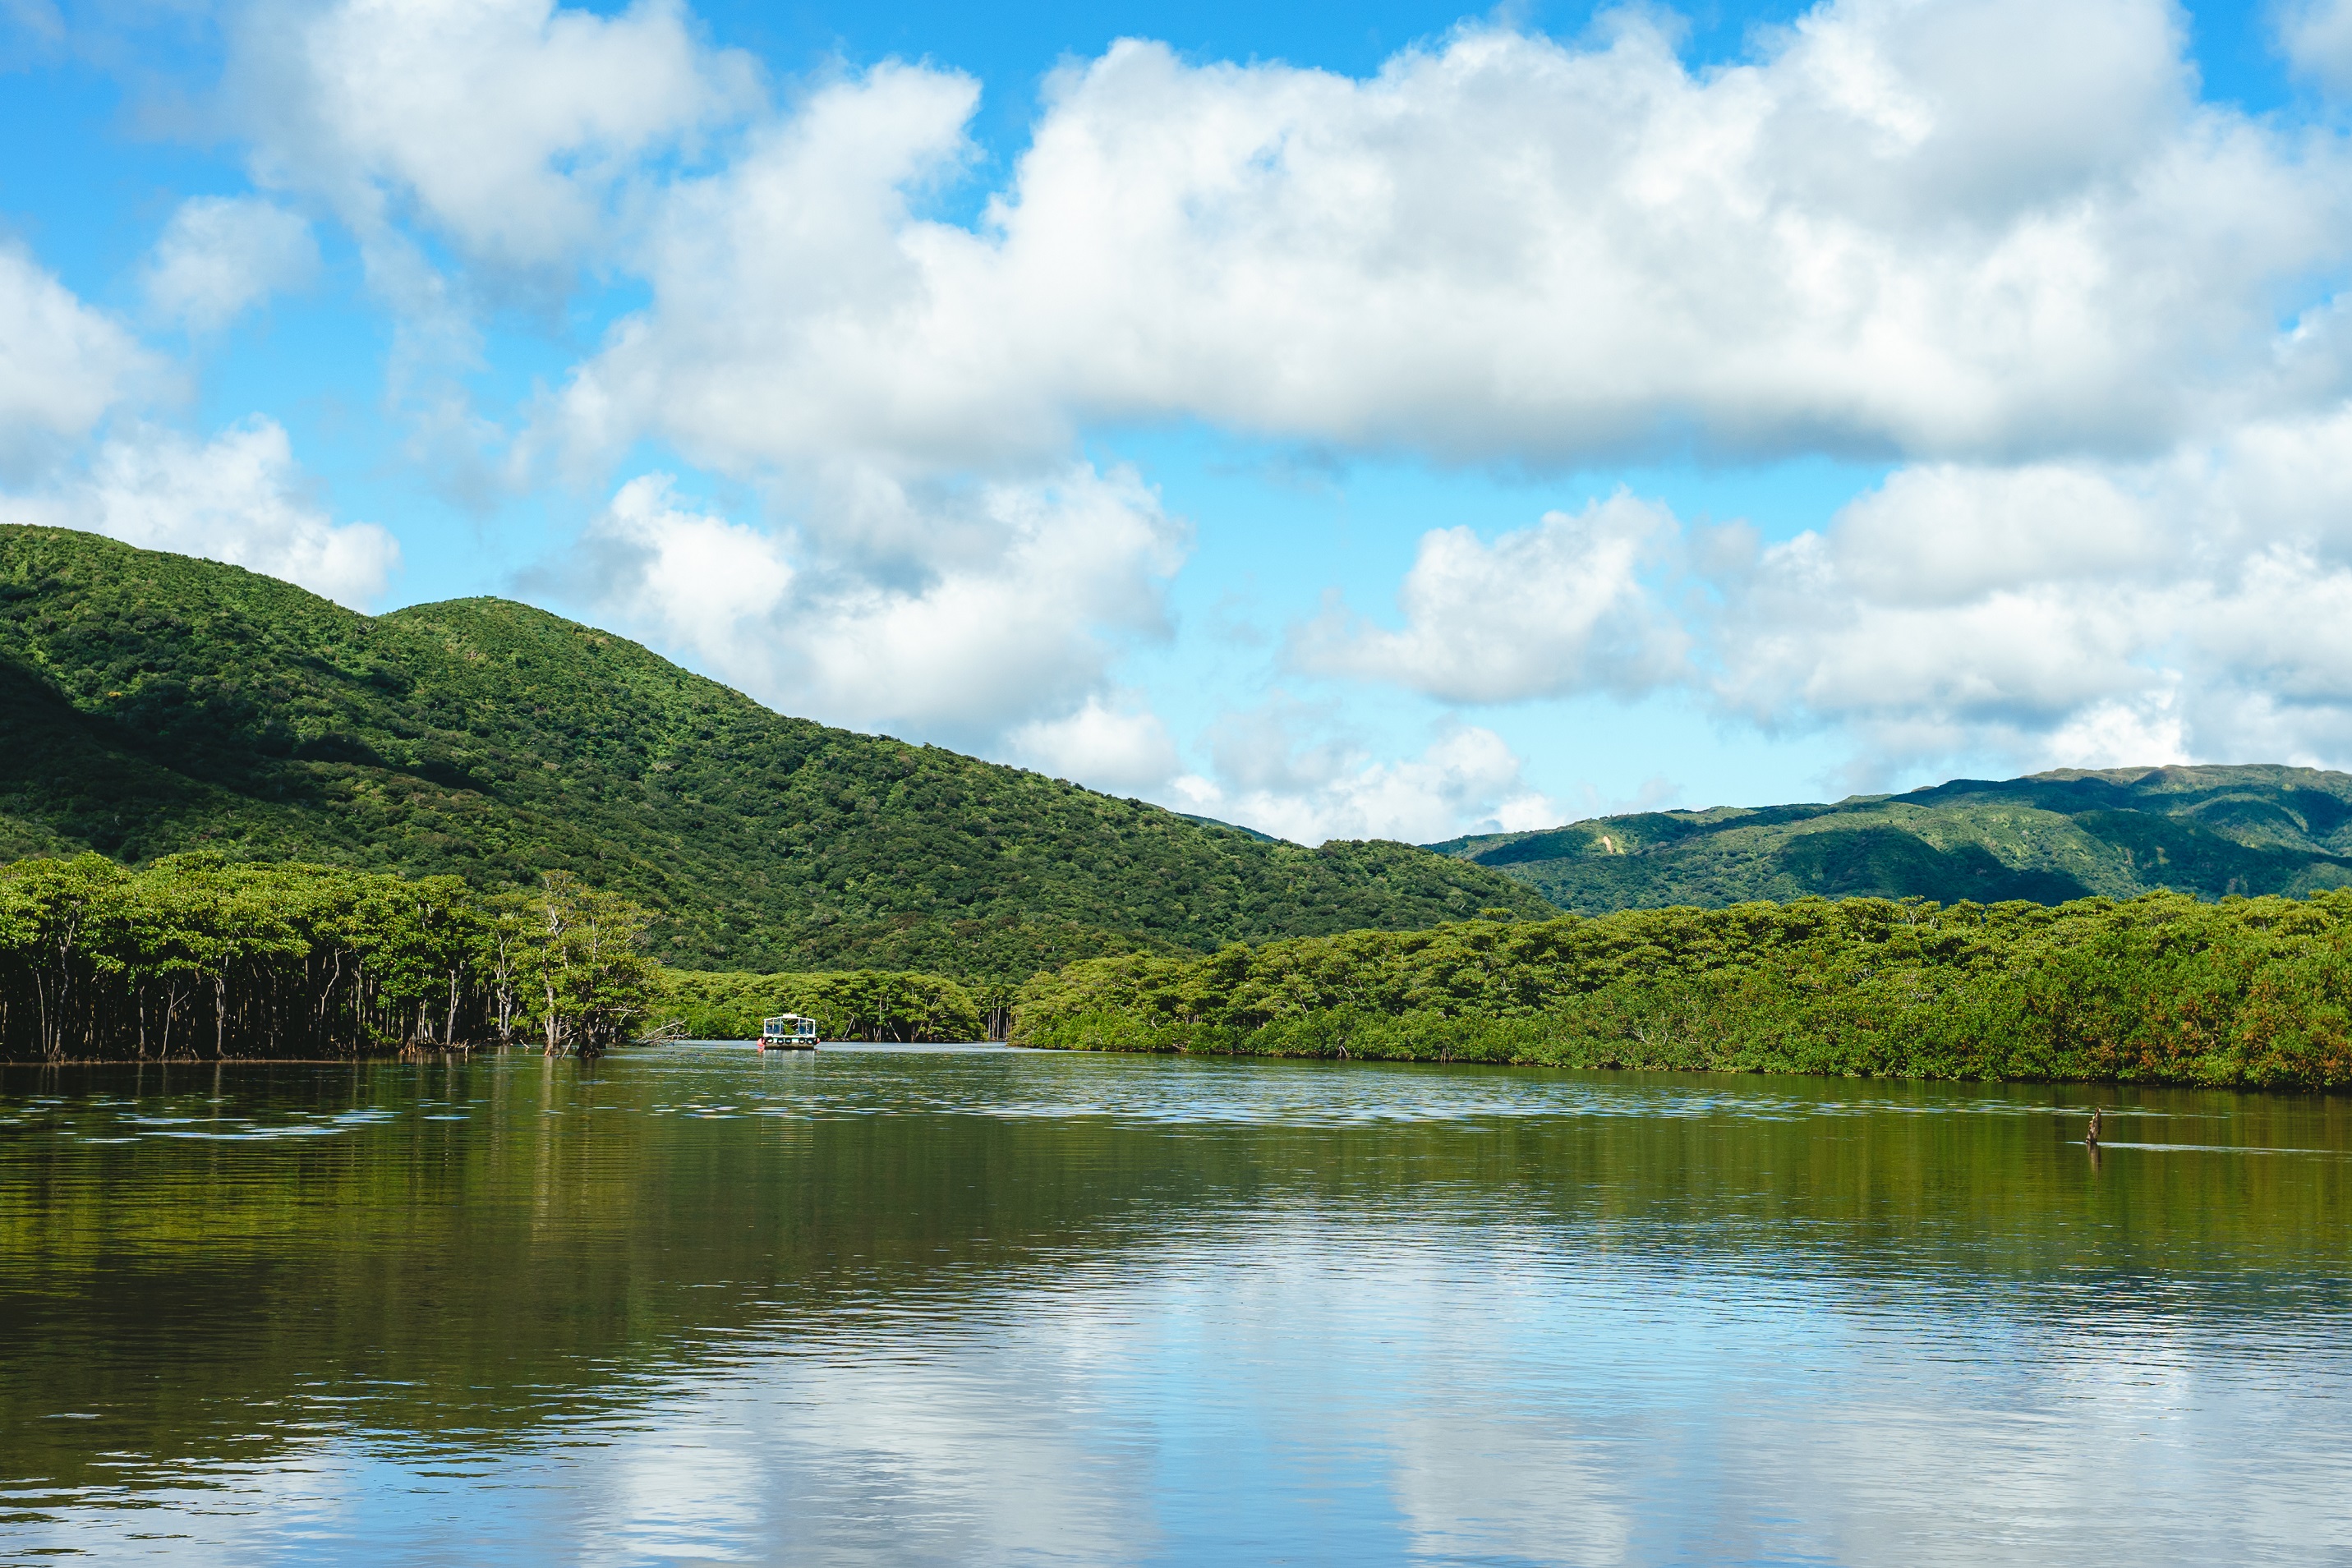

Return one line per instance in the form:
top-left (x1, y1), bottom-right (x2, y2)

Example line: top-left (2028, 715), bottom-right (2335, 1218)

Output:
top-left (0, 851), bottom-right (1006, 1061)
top-left (0, 854), bottom-right (653, 1062)
top-left (8, 849), bottom-right (2352, 1090)
top-left (1012, 891), bottom-right (2352, 1090)
top-left (652, 966), bottom-right (996, 1044)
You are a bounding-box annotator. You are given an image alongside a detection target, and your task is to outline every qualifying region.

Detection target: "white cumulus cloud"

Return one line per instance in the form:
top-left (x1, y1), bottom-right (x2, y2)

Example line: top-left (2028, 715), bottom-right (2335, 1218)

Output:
top-left (563, 462), bottom-right (1187, 755)
top-left (1288, 494), bottom-right (1688, 703)
top-left (539, 61), bottom-right (996, 479)
top-left (2278, 0), bottom-right (2352, 92)
top-left (1173, 702), bottom-right (1560, 844)
top-left (1692, 407), bottom-right (2352, 776)
top-left (545, 0), bottom-right (2352, 483)
top-left (144, 196), bottom-right (320, 330)
top-left (232, 0), bottom-right (757, 272)
top-left (1285, 396), bottom-right (2352, 785)
top-left (0, 246), bottom-right (155, 476)
top-left (1007, 694), bottom-right (1182, 795)
top-left (0, 417), bottom-right (402, 606)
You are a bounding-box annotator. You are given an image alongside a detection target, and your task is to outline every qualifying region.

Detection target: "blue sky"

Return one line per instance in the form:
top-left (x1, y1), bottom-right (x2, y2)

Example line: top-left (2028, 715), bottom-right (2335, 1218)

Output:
top-left (4, 0), bottom-right (2351, 842)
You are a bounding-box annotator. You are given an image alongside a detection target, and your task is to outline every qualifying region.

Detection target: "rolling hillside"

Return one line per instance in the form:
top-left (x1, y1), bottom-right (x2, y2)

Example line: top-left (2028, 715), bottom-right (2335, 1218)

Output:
top-left (1430, 766), bottom-right (2352, 912)
top-left (0, 526), bottom-right (1551, 975)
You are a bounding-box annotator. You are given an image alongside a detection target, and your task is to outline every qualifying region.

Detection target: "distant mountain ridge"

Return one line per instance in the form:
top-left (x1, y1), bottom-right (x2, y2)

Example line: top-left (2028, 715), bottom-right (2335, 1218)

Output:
top-left (0, 526), bottom-right (1551, 977)
top-left (1429, 766), bottom-right (2352, 912)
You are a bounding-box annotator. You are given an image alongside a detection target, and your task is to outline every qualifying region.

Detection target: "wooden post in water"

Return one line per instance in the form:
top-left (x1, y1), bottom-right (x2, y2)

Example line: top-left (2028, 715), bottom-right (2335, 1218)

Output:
top-left (2085, 1107), bottom-right (2102, 1147)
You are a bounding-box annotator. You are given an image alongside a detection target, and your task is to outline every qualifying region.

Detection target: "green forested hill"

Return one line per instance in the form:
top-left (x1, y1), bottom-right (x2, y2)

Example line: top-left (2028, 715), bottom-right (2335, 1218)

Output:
top-left (1431, 766), bottom-right (2352, 912)
top-left (0, 526), bottom-right (1550, 973)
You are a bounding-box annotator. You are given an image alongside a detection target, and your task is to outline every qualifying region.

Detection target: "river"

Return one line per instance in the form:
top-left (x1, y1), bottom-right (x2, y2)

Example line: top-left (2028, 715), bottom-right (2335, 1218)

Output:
top-left (2, 1044), bottom-right (2348, 1564)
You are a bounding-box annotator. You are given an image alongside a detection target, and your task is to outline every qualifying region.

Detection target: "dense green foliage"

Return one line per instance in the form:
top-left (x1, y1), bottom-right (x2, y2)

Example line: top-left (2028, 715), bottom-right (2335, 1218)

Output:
top-left (0, 855), bottom-right (656, 1061)
top-left (1434, 766), bottom-right (2352, 912)
top-left (653, 967), bottom-right (987, 1042)
top-left (1015, 892), bottom-right (2352, 1087)
top-left (0, 526), bottom-right (1550, 977)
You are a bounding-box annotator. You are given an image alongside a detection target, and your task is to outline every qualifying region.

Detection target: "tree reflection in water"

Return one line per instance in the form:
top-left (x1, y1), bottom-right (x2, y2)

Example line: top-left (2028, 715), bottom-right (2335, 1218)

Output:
top-left (2, 1047), bottom-right (2347, 1562)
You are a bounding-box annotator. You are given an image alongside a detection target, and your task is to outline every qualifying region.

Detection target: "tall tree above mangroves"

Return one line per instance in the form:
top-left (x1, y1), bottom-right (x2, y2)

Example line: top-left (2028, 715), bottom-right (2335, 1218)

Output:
top-left (1012, 893), bottom-right (2352, 1089)
top-left (0, 526), bottom-right (1550, 979)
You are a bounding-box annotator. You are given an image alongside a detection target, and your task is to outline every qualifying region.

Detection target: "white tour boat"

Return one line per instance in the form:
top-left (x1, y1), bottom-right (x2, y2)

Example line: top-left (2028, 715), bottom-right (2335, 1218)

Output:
top-left (760, 1014), bottom-right (820, 1051)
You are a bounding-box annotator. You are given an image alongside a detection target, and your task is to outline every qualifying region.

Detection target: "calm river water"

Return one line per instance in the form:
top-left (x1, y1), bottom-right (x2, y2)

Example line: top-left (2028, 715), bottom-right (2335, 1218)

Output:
top-left (2, 1044), bottom-right (2348, 1565)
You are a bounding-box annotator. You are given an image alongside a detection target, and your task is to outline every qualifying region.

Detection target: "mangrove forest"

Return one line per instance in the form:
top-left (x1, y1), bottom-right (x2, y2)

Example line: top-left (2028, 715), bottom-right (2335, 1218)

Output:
top-left (19, 846), bottom-right (2352, 1090)
top-left (1012, 890), bottom-right (2352, 1088)
top-left (0, 853), bottom-right (656, 1061)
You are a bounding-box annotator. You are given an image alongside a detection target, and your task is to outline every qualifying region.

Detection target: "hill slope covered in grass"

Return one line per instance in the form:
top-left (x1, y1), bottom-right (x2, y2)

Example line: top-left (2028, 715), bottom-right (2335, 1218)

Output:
top-left (1430, 766), bottom-right (2352, 913)
top-left (0, 526), bottom-right (1552, 974)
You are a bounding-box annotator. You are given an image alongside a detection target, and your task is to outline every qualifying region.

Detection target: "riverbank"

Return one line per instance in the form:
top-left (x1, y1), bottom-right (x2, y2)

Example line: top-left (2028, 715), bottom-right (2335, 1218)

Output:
top-left (654, 967), bottom-right (997, 1042)
top-left (0, 854), bottom-right (651, 1063)
top-left (19, 851), bottom-right (2352, 1085)
top-left (1012, 891), bottom-right (2352, 1089)
top-left (0, 850), bottom-right (1015, 1062)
